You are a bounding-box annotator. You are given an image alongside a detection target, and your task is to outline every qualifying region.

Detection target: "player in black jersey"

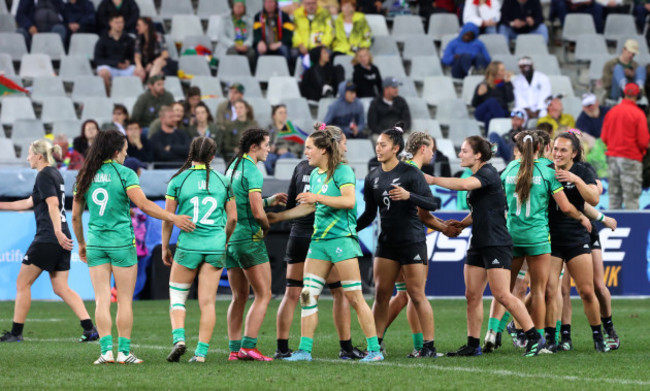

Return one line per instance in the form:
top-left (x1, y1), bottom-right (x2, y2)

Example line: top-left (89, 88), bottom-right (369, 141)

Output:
top-left (546, 131), bottom-right (609, 353)
top-left (0, 140), bottom-right (97, 343)
top-left (273, 125), bottom-right (365, 360)
top-left (429, 136), bottom-right (543, 357)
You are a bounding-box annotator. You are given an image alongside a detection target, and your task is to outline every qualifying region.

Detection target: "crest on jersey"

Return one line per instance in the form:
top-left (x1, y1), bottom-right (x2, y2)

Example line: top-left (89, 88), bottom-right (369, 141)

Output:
top-left (322, 184), bottom-right (328, 193)
top-left (373, 178), bottom-right (379, 189)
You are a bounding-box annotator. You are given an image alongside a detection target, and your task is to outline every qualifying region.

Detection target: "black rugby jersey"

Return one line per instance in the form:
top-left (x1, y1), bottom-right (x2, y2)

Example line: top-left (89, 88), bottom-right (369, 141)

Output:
top-left (32, 166), bottom-right (71, 244)
top-left (286, 159), bottom-right (316, 238)
top-left (467, 163), bottom-right (512, 248)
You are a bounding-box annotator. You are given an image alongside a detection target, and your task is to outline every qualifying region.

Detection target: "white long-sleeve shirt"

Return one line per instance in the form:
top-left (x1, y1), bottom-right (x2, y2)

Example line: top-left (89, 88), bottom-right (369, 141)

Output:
top-left (513, 71), bottom-right (551, 116)
top-left (463, 0), bottom-right (501, 28)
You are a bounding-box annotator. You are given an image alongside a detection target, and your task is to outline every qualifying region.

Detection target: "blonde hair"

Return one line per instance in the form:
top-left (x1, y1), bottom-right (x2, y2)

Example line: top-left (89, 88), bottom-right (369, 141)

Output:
top-left (404, 132), bottom-right (433, 160)
top-left (485, 61), bottom-right (503, 89)
top-left (31, 139), bottom-right (62, 167)
top-left (351, 48), bottom-right (373, 66)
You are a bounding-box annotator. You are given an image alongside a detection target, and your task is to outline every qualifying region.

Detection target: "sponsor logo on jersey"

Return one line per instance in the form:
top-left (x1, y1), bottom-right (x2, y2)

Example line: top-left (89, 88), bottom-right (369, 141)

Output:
top-left (413, 253), bottom-right (421, 261)
top-left (336, 247), bottom-right (342, 254)
top-left (23, 255), bottom-right (28, 261)
top-left (594, 241), bottom-right (599, 247)
top-left (302, 175), bottom-right (310, 183)
top-left (60, 185), bottom-right (65, 191)
top-left (492, 259), bottom-right (499, 265)
top-left (392, 177), bottom-right (401, 186)
top-left (583, 243), bottom-right (589, 248)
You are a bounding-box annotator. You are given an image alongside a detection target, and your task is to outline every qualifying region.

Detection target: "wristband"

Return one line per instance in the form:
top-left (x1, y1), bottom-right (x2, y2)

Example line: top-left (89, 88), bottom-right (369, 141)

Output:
top-left (598, 213), bottom-right (605, 222)
top-left (263, 198), bottom-right (268, 207)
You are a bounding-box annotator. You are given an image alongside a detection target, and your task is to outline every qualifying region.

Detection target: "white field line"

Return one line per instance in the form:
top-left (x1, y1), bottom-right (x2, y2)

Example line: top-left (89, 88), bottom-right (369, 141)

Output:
top-left (0, 318), bottom-right (63, 322)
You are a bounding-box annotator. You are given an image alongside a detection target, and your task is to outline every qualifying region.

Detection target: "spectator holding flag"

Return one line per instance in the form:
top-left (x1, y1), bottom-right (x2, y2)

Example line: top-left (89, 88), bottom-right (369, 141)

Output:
top-left (266, 104), bottom-right (308, 174)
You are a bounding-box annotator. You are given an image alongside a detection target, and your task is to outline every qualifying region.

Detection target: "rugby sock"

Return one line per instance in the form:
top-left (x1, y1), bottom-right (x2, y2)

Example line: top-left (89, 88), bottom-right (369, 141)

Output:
top-left (590, 324), bottom-right (603, 339)
top-left (340, 339), bottom-right (353, 352)
top-left (80, 318), bottom-right (94, 331)
top-left (601, 316), bottom-right (614, 333)
top-left (172, 328), bottom-right (185, 345)
top-left (412, 333), bottom-right (424, 350)
top-left (525, 328), bottom-right (540, 341)
top-left (423, 340), bottom-right (434, 350)
top-left (487, 317), bottom-right (499, 332)
top-left (99, 335), bottom-right (113, 355)
top-left (277, 339), bottom-right (289, 353)
top-left (229, 340), bottom-right (241, 353)
top-left (544, 327), bottom-right (556, 344)
top-left (467, 336), bottom-right (480, 348)
top-left (497, 312), bottom-right (511, 333)
top-left (555, 320), bottom-right (561, 342)
top-left (536, 329), bottom-right (544, 338)
top-left (118, 337), bottom-right (131, 354)
top-left (298, 336), bottom-right (313, 353)
top-left (241, 336), bottom-right (257, 349)
top-left (366, 336), bottom-right (380, 353)
top-left (560, 324), bottom-right (571, 340)
top-left (195, 342), bottom-right (209, 358)
top-left (11, 322), bottom-right (24, 337)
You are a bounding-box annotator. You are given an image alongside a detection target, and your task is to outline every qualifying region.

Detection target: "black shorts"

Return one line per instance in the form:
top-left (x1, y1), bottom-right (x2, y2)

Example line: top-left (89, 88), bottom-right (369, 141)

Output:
top-left (466, 246), bottom-right (512, 270)
top-left (375, 242), bottom-right (428, 266)
top-left (589, 223), bottom-right (602, 250)
top-left (284, 236), bottom-right (311, 264)
top-left (551, 243), bottom-right (591, 262)
top-left (23, 242), bottom-right (71, 272)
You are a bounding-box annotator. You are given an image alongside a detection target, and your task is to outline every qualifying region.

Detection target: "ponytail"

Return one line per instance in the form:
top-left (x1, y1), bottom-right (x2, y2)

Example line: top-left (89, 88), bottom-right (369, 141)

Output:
top-left (514, 131), bottom-right (540, 204)
top-left (404, 131), bottom-right (432, 161)
top-left (31, 139), bottom-right (60, 167)
top-left (171, 137), bottom-right (217, 192)
top-left (309, 128), bottom-right (343, 182)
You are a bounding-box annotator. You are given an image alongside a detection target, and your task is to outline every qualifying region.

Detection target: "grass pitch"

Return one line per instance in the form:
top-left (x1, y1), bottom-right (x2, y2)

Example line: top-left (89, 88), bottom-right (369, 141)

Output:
top-left (0, 298), bottom-right (649, 390)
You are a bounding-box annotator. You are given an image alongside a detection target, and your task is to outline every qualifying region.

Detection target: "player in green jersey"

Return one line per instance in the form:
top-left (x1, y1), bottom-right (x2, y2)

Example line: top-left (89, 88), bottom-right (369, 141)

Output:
top-left (72, 130), bottom-right (195, 365)
top-left (162, 137), bottom-right (237, 363)
top-left (225, 128), bottom-right (287, 361)
top-left (268, 127), bottom-right (384, 362)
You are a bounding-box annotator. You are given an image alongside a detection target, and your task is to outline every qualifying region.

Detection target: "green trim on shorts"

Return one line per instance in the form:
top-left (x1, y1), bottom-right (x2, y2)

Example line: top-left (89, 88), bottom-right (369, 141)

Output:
top-left (225, 240), bottom-right (269, 269)
top-left (512, 243), bottom-right (551, 258)
top-left (174, 248), bottom-right (225, 270)
top-left (307, 237), bottom-right (362, 263)
top-left (87, 246), bottom-right (137, 267)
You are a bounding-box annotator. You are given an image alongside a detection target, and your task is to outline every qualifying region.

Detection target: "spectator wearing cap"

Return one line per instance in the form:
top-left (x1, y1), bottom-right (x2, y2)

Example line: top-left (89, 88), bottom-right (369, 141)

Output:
top-left (292, 0), bottom-right (334, 58)
top-left (601, 39), bottom-right (646, 101)
top-left (462, 0), bottom-right (501, 35)
top-left (131, 74), bottom-right (175, 131)
top-left (488, 110), bottom-right (526, 163)
top-left (253, 0), bottom-right (294, 64)
top-left (300, 45), bottom-right (341, 101)
top-left (216, 83), bottom-right (246, 132)
top-left (441, 23), bottom-right (491, 79)
top-left (367, 77), bottom-right (411, 141)
top-left (352, 48), bottom-right (382, 98)
top-left (96, 0), bottom-right (139, 35)
top-left (499, 0), bottom-right (548, 43)
top-left (537, 94), bottom-right (576, 134)
top-left (549, 0), bottom-right (604, 34)
top-left (324, 81), bottom-right (366, 138)
top-left (223, 0), bottom-right (257, 72)
top-left (15, 0), bottom-right (66, 49)
top-left (512, 56), bottom-right (551, 119)
top-left (601, 83), bottom-right (650, 209)
top-left (576, 93), bottom-right (610, 138)
top-left (125, 120), bottom-right (151, 162)
top-left (94, 13), bottom-right (136, 93)
top-left (149, 106), bottom-right (191, 168)
top-left (332, 0), bottom-right (372, 57)
top-left (472, 60), bottom-right (514, 130)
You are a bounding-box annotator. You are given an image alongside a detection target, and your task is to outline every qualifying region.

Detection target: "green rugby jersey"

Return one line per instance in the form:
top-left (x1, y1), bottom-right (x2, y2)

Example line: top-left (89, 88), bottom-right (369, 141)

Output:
top-left (76, 160), bottom-right (140, 249)
top-left (404, 159), bottom-right (419, 169)
top-left (226, 154), bottom-right (264, 243)
top-left (310, 163), bottom-right (357, 241)
top-left (166, 165), bottom-right (234, 254)
top-left (501, 159), bottom-right (564, 246)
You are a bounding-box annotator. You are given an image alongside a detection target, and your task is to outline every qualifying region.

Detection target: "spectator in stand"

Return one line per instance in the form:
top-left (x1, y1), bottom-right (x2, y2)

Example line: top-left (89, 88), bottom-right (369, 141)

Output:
top-left (253, 0), bottom-right (294, 64)
top-left (472, 61), bottom-right (514, 130)
top-left (602, 39), bottom-right (646, 101)
top-left (265, 104), bottom-right (302, 174)
top-left (422, 136), bottom-right (452, 178)
top-left (183, 86), bottom-right (202, 127)
top-left (323, 81), bottom-right (366, 138)
top-left (499, 0), bottom-right (548, 43)
top-left (94, 13), bottom-right (136, 93)
top-left (549, 0), bottom-right (604, 33)
top-left (134, 17), bottom-right (172, 80)
top-left (131, 75), bottom-right (174, 131)
top-left (418, 0), bottom-right (457, 33)
top-left (125, 120), bottom-right (151, 162)
top-left (53, 133), bottom-right (84, 170)
top-left (292, 0), bottom-right (334, 60)
top-left (222, 100), bottom-right (259, 161)
top-left (223, 0), bottom-right (256, 72)
top-left (367, 77), bottom-right (411, 141)
top-left (598, 0), bottom-right (630, 20)
top-left (187, 102), bottom-right (220, 143)
top-left (149, 106), bottom-right (190, 168)
top-left (576, 93), bottom-right (609, 138)
top-left (216, 83), bottom-right (245, 132)
top-left (601, 83), bottom-right (649, 209)
top-left (300, 46), bottom-right (340, 101)
top-left (96, 0), bottom-right (139, 35)
top-left (148, 101), bottom-right (188, 139)
top-left (352, 48), bottom-right (382, 98)
top-left (488, 110), bottom-right (526, 163)
top-left (101, 103), bottom-right (129, 134)
top-left (512, 56), bottom-right (551, 119)
top-left (332, 0), bottom-right (372, 57)
top-left (15, 0), bottom-right (66, 48)
top-left (319, 0), bottom-right (340, 15)
top-left (358, 0), bottom-right (386, 14)
top-left (537, 94), bottom-right (576, 134)
top-left (62, 0), bottom-right (96, 46)
top-left (634, 0), bottom-right (650, 32)
top-left (463, 0), bottom-right (501, 35)
top-left (441, 23), bottom-right (491, 79)
top-left (73, 119), bottom-right (100, 157)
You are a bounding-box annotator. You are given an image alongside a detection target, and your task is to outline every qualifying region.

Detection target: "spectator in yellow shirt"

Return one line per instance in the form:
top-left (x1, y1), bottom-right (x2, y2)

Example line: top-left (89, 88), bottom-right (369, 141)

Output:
top-left (536, 94), bottom-right (575, 135)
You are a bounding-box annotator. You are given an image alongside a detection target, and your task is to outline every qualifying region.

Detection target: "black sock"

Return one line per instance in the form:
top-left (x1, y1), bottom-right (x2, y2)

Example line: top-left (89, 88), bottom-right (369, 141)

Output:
top-left (601, 316), bottom-right (614, 332)
top-left (340, 339), bottom-right (353, 352)
top-left (378, 337), bottom-right (383, 345)
top-left (591, 324), bottom-right (602, 338)
top-left (277, 339), bottom-right (289, 353)
top-left (11, 322), bottom-right (24, 336)
top-left (524, 328), bottom-right (540, 341)
top-left (467, 336), bottom-right (480, 348)
top-left (544, 327), bottom-right (556, 344)
top-left (560, 324), bottom-right (571, 339)
top-left (423, 340), bottom-right (434, 349)
top-left (80, 318), bottom-right (94, 331)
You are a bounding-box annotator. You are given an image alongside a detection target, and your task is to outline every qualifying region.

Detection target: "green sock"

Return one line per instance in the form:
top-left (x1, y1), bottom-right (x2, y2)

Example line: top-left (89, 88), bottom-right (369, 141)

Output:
top-left (537, 329), bottom-right (544, 338)
top-left (488, 317), bottom-right (499, 332)
top-left (366, 336), bottom-right (380, 353)
top-left (195, 342), bottom-right (209, 358)
top-left (229, 340), bottom-right (241, 353)
top-left (555, 320), bottom-right (561, 342)
top-left (497, 312), bottom-right (511, 333)
top-left (241, 336), bottom-right (257, 349)
top-left (172, 328), bottom-right (185, 345)
top-left (118, 337), bottom-right (131, 355)
top-left (412, 333), bottom-right (424, 350)
top-left (298, 336), bottom-right (314, 353)
top-left (99, 335), bottom-right (113, 355)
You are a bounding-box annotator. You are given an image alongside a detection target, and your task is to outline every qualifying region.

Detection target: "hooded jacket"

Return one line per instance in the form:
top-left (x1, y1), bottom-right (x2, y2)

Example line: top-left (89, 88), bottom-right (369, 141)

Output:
top-left (300, 46), bottom-right (338, 101)
top-left (441, 23), bottom-right (491, 66)
top-left (332, 12), bottom-right (372, 55)
top-left (292, 5), bottom-right (334, 49)
top-left (323, 81), bottom-right (366, 138)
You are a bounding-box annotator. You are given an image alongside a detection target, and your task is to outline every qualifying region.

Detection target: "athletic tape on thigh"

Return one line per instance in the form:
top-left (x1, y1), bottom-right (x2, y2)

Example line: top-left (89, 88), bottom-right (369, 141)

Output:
top-left (341, 280), bottom-right (362, 291)
top-left (286, 278), bottom-right (303, 287)
top-left (327, 281), bottom-right (342, 290)
top-left (517, 270), bottom-right (527, 280)
top-left (395, 282), bottom-right (407, 292)
top-left (301, 273), bottom-right (325, 317)
top-left (169, 282), bottom-right (191, 311)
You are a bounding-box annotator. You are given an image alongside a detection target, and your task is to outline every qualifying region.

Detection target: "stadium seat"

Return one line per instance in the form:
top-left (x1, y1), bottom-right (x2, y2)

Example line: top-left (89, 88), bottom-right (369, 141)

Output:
top-left (479, 34), bottom-right (510, 56)
top-left (374, 55), bottom-right (406, 79)
top-left (217, 55), bottom-right (252, 81)
top-left (164, 76), bottom-right (185, 101)
top-left (274, 158), bottom-right (301, 180)
top-left (212, 156), bottom-right (227, 174)
top-left (40, 97), bottom-right (77, 123)
top-left (396, 77), bottom-right (418, 97)
top-left (349, 161), bottom-right (368, 179)
top-left (267, 76), bottom-right (301, 104)
top-left (135, 0), bottom-right (157, 17)
top-left (422, 76), bottom-right (456, 106)
top-left (246, 0), bottom-right (263, 16)
top-left (170, 15), bottom-right (204, 43)
top-left (206, 14), bottom-right (224, 42)
top-left (587, 55), bottom-right (610, 85)
top-left (283, 97), bottom-right (313, 120)
top-left (0, 13), bottom-right (15, 32)
top-left (366, 14), bottom-right (389, 36)
top-left (574, 34), bottom-right (608, 63)
top-left (30, 76), bottom-right (65, 103)
top-left (410, 55), bottom-right (443, 82)
top-left (461, 75), bottom-right (484, 105)
top-left (291, 117), bottom-right (314, 133)
top-left (0, 32), bottom-right (28, 61)
top-left (179, 55), bottom-right (212, 77)
top-left (333, 55), bottom-right (354, 79)
top-left (0, 0), bottom-right (7, 13)
top-left (166, 34), bottom-right (179, 60)
top-left (447, 119), bottom-right (482, 148)
top-left (427, 14), bottom-right (460, 42)
top-left (197, 0), bottom-right (230, 19)
top-left (68, 33), bottom-right (99, 60)
top-left (190, 76), bottom-right (223, 98)
top-left (491, 54), bottom-right (518, 72)
top-left (122, 96), bottom-right (137, 114)
top-left (529, 54), bottom-right (561, 76)
top-left (80, 97), bottom-right (113, 123)
top-left (59, 55), bottom-right (93, 83)
top-left (0, 96), bottom-right (36, 124)
top-left (370, 36), bottom-right (399, 56)
top-left (411, 118), bottom-right (442, 139)
top-left (346, 139), bottom-right (375, 161)
top-left (11, 119), bottom-right (45, 141)
top-left (561, 14), bottom-right (596, 42)
top-left (604, 14), bottom-right (637, 42)
top-left (391, 15), bottom-right (425, 43)
top-left (52, 119), bottom-right (82, 140)
top-left (246, 97), bottom-right (272, 127)
top-left (201, 97), bottom-right (224, 117)
top-left (30, 32), bottom-right (65, 61)
top-left (111, 76), bottom-right (144, 105)
top-left (402, 36), bottom-right (436, 62)
top-left (160, 0), bottom-right (194, 19)
top-left (180, 35), bottom-right (213, 54)
top-left (562, 96), bottom-right (582, 119)
top-left (71, 76), bottom-right (107, 102)
top-left (316, 97), bottom-right (336, 121)
top-left (0, 139), bottom-right (17, 161)
top-left (405, 97), bottom-right (430, 119)
top-left (436, 98), bottom-right (469, 124)
top-left (19, 53), bottom-right (54, 78)
top-left (439, 33), bottom-right (457, 55)
top-left (0, 76), bottom-right (26, 102)
top-left (488, 118), bottom-right (512, 135)
top-left (0, 53), bottom-right (15, 75)
top-left (514, 34), bottom-right (548, 57)
top-left (230, 75), bottom-right (263, 98)
top-left (255, 55), bottom-right (290, 82)
top-left (548, 75), bottom-right (575, 97)
top-left (257, 161), bottom-right (270, 177)
top-left (435, 138), bottom-right (456, 160)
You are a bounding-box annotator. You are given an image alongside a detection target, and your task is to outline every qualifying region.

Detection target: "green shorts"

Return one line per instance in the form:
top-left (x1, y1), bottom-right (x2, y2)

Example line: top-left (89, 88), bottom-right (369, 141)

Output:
top-left (225, 240), bottom-right (269, 269)
top-left (512, 243), bottom-right (551, 258)
top-left (87, 246), bottom-right (137, 268)
top-left (307, 237), bottom-right (362, 264)
top-left (175, 249), bottom-right (225, 270)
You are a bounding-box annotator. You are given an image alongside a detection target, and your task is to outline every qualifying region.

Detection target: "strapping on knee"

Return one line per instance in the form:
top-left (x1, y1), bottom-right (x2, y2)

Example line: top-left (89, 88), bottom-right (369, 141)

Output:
top-left (300, 273), bottom-right (325, 317)
top-left (286, 278), bottom-right (303, 288)
top-left (169, 282), bottom-right (191, 312)
top-left (395, 282), bottom-right (407, 292)
top-left (341, 280), bottom-right (362, 292)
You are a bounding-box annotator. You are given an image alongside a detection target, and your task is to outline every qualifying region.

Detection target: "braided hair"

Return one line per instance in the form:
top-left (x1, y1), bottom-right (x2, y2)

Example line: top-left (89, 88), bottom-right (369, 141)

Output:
top-left (171, 137), bottom-right (218, 193)
top-left (404, 131), bottom-right (433, 161)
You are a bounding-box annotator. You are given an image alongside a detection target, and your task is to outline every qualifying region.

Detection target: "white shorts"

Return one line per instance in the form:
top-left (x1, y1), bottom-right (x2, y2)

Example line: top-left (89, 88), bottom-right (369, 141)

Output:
top-left (97, 64), bottom-right (135, 78)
